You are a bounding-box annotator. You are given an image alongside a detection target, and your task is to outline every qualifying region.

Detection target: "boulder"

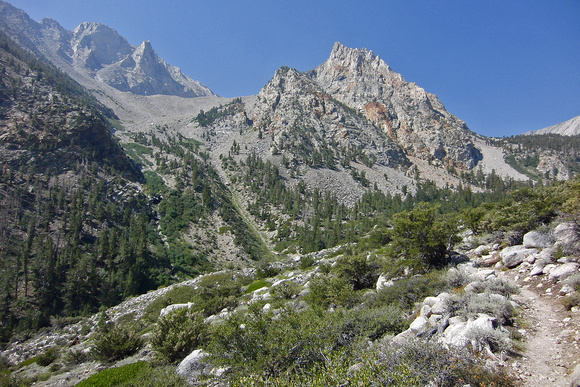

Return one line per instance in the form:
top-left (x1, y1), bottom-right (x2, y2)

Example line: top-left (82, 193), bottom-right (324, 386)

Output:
top-left (419, 304), bottom-right (432, 318)
top-left (571, 363), bottom-right (580, 387)
top-left (409, 316), bottom-right (430, 334)
top-left (543, 264), bottom-right (557, 274)
top-left (554, 222), bottom-right (580, 254)
top-left (500, 246), bottom-right (537, 268)
top-left (472, 245), bottom-right (491, 256)
top-left (376, 274), bottom-right (392, 292)
top-left (529, 262), bottom-right (545, 276)
top-left (480, 253), bottom-right (501, 267)
top-left (559, 284), bottom-right (576, 295)
top-left (523, 230), bottom-right (554, 249)
top-left (441, 314), bottom-right (505, 350)
top-left (548, 262), bottom-right (579, 282)
top-left (160, 302), bottom-right (194, 317)
top-left (176, 349), bottom-right (212, 384)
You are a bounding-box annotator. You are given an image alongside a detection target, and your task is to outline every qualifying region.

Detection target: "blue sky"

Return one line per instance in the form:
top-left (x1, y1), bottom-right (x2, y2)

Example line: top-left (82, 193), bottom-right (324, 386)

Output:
top-left (7, 0), bottom-right (580, 137)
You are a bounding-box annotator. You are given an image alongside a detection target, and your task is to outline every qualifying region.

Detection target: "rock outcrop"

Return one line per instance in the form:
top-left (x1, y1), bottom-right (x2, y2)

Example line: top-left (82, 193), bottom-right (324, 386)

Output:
top-left (308, 42), bottom-right (482, 169)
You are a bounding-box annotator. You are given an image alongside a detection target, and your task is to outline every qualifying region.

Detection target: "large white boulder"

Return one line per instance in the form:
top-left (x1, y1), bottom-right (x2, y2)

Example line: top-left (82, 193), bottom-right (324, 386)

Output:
top-left (523, 230), bottom-right (554, 249)
top-left (176, 349), bottom-right (212, 384)
top-left (160, 302), bottom-right (194, 317)
top-left (441, 314), bottom-right (506, 350)
top-left (500, 245), bottom-right (537, 268)
top-left (554, 222), bottom-right (580, 254)
top-left (548, 262), bottom-right (579, 282)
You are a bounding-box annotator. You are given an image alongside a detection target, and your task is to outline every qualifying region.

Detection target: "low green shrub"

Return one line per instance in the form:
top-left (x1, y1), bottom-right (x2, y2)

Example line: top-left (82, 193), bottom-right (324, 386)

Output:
top-left (561, 293), bottom-right (580, 310)
top-left (143, 285), bottom-right (199, 321)
top-left (36, 347), bottom-right (59, 367)
top-left (564, 274), bottom-right (580, 291)
top-left (334, 253), bottom-right (382, 290)
top-left (468, 277), bottom-right (520, 298)
top-left (151, 308), bottom-right (208, 364)
top-left (63, 348), bottom-right (90, 365)
top-left (445, 268), bottom-right (471, 289)
top-left (145, 272), bottom-right (252, 321)
top-left (207, 303), bottom-right (407, 381)
top-left (304, 274), bottom-right (360, 309)
top-left (270, 281), bottom-right (300, 300)
top-left (371, 271), bottom-right (446, 311)
top-left (443, 291), bottom-right (515, 325)
top-left (92, 323), bottom-right (143, 363)
top-left (255, 263), bottom-right (281, 279)
top-left (298, 255), bottom-right (316, 269)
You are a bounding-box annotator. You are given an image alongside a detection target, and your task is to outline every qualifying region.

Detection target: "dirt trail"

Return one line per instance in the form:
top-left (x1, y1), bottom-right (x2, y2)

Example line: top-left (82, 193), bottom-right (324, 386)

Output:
top-left (500, 271), bottom-right (580, 386)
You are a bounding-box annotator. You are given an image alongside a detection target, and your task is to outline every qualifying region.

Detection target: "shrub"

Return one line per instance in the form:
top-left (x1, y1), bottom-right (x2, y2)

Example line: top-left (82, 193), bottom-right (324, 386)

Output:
top-left (143, 285), bottom-right (199, 321)
top-left (304, 275), bottom-right (360, 309)
top-left (375, 339), bottom-right (517, 386)
top-left (467, 277), bottom-right (520, 298)
top-left (372, 271), bottom-right (445, 311)
top-left (445, 292), bottom-right (515, 325)
top-left (445, 268), bottom-right (471, 289)
top-left (388, 203), bottom-right (461, 268)
top-left (63, 348), bottom-right (90, 365)
top-left (564, 274), bottom-right (580, 291)
top-left (255, 263), bottom-right (282, 279)
top-left (36, 346), bottom-right (59, 366)
top-left (561, 293), bottom-right (580, 310)
top-left (466, 326), bottom-right (513, 353)
top-left (334, 253), bottom-right (381, 290)
top-left (151, 308), bottom-right (208, 364)
top-left (299, 255), bottom-right (316, 269)
top-left (271, 281), bottom-right (300, 300)
top-left (92, 323), bottom-right (143, 363)
top-left (207, 307), bottom-right (341, 378)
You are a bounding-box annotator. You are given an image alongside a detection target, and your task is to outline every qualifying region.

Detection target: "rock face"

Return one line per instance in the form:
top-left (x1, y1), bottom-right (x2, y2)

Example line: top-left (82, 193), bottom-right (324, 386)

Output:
top-left (308, 42), bottom-right (482, 169)
top-left (0, 1), bottom-right (215, 97)
top-left (248, 66), bottom-right (409, 170)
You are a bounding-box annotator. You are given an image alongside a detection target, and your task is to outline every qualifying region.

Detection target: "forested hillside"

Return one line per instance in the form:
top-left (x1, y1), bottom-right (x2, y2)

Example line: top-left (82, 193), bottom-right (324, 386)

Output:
top-left (0, 31), bottom-right (264, 342)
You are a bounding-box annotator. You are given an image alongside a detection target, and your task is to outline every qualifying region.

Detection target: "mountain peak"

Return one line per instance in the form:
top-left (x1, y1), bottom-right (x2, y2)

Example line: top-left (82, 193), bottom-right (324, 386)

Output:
top-left (309, 43), bottom-right (480, 169)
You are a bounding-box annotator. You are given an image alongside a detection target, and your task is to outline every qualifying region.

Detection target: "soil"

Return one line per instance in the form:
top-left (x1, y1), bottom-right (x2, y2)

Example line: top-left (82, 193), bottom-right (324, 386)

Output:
top-left (499, 269), bottom-right (580, 386)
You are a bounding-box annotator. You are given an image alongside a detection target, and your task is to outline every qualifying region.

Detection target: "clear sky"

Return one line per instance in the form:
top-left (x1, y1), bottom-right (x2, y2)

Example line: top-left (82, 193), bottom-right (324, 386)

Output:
top-left (7, 0), bottom-right (580, 137)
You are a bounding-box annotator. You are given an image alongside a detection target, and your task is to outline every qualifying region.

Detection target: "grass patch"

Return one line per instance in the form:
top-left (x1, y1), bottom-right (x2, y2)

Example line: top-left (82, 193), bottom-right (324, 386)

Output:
top-left (76, 362), bottom-right (187, 386)
top-left (246, 280), bottom-right (272, 294)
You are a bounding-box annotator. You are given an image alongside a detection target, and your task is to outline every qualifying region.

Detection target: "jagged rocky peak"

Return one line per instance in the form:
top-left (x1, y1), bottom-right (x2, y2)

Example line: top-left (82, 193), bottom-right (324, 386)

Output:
top-left (309, 42), bottom-right (482, 169)
top-left (248, 65), bottom-right (409, 170)
top-left (68, 22), bottom-right (215, 97)
top-left (0, 2), bottom-right (216, 98)
top-left (71, 22), bottom-right (134, 70)
top-left (313, 42), bottom-right (405, 96)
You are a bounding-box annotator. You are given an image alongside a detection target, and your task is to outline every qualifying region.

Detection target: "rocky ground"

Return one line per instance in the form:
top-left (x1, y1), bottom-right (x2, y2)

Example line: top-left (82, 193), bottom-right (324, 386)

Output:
top-left (500, 262), bottom-right (580, 386)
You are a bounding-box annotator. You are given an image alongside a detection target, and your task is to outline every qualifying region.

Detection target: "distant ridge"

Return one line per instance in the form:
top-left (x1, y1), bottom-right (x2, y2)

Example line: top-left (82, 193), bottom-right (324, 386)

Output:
top-left (525, 115), bottom-right (580, 136)
top-left (0, 0), bottom-right (216, 98)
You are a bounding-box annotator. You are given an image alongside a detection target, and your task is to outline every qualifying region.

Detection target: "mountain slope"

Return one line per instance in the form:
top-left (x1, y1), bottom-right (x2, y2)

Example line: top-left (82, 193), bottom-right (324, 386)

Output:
top-left (308, 42), bottom-right (482, 170)
top-left (526, 114), bottom-right (580, 136)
